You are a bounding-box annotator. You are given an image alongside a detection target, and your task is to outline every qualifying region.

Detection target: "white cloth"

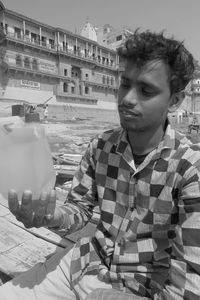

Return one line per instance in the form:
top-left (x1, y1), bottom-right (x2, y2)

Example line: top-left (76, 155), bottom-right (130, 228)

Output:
top-left (0, 246), bottom-right (112, 300)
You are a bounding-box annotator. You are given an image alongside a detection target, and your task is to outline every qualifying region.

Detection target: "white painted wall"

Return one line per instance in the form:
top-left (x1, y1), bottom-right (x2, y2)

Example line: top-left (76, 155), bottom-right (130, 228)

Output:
top-left (2, 86), bottom-right (54, 104)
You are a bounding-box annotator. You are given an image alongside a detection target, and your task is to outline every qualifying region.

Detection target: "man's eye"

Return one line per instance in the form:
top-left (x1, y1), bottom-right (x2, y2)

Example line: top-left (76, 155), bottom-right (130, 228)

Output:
top-left (141, 87), bottom-right (154, 96)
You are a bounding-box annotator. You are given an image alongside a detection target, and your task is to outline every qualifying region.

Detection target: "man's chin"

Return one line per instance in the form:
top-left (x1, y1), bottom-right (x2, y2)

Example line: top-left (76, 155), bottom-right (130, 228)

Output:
top-left (120, 121), bottom-right (146, 133)
top-left (120, 122), bottom-right (137, 131)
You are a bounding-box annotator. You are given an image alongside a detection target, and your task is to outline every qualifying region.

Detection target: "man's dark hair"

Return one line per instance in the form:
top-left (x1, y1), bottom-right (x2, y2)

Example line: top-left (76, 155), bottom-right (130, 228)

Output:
top-left (117, 29), bottom-right (195, 93)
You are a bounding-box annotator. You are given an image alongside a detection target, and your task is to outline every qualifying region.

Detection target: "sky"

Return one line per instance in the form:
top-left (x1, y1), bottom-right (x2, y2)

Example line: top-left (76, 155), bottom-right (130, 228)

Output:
top-left (3, 0), bottom-right (200, 62)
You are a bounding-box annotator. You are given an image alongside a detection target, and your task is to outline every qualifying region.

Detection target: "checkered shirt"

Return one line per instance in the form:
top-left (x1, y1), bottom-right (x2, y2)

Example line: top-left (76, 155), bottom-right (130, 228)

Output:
top-left (59, 122), bottom-right (200, 299)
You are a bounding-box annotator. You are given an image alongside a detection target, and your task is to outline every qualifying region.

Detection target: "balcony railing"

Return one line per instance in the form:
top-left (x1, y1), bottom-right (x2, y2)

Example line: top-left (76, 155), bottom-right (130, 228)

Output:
top-left (4, 30), bottom-right (117, 69)
top-left (81, 79), bottom-right (118, 90)
top-left (6, 32), bottom-right (56, 50)
top-left (59, 47), bottom-right (116, 69)
top-left (6, 61), bottom-right (61, 80)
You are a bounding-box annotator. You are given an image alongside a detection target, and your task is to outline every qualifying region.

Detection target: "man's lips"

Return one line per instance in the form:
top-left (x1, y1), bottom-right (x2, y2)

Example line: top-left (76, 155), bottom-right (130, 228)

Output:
top-left (118, 107), bottom-right (140, 117)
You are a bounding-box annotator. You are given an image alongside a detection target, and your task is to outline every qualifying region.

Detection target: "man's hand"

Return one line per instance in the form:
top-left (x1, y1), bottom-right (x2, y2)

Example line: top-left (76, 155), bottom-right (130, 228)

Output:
top-left (8, 189), bottom-right (63, 228)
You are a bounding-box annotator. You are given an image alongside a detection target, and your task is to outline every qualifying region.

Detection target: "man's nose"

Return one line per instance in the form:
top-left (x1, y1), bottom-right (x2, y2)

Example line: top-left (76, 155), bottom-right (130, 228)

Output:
top-left (122, 88), bottom-right (138, 105)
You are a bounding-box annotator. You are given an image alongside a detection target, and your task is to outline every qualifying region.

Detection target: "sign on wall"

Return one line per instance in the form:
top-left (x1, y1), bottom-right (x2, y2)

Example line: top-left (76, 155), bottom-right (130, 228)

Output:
top-left (21, 80), bottom-right (40, 89)
top-left (39, 61), bottom-right (57, 74)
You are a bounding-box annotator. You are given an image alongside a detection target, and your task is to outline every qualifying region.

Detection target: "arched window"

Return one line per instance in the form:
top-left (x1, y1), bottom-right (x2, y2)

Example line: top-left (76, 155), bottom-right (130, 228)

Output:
top-left (85, 86), bottom-right (89, 94)
top-left (63, 82), bottom-right (68, 93)
top-left (24, 57), bottom-right (31, 69)
top-left (32, 59), bottom-right (38, 70)
top-left (16, 55), bottom-right (22, 67)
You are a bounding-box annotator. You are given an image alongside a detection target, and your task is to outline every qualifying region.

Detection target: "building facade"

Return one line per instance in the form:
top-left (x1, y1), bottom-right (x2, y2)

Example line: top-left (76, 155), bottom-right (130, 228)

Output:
top-left (0, 2), bottom-right (119, 109)
top-left (190, 78), bottom-right (200, 112)
top-left (96, 24), bottom-right (133, 50)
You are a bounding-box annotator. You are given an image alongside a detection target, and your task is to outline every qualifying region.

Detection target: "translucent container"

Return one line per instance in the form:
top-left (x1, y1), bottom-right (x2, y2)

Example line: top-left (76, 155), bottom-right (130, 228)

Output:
top-left (0, 116), bottom-right (56, 200)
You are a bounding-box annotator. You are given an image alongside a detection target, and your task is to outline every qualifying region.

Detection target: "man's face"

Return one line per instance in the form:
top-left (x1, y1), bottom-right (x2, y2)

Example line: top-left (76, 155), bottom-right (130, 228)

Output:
top-left (118, 60), bottom-right (173, 132)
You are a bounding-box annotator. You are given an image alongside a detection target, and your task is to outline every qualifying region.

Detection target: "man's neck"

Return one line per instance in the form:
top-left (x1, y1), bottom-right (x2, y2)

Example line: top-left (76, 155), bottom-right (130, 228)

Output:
top-left (127, 126), bottom-right (165, 155)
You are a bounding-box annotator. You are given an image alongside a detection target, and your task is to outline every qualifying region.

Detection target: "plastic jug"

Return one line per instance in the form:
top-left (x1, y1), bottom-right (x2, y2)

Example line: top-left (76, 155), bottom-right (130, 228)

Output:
top-left (0, 116), bottom-right (56, 200)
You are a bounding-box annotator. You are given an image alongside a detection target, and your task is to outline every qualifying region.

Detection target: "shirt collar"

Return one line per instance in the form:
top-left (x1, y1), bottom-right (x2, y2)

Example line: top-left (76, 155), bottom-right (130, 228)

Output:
top-left (115, 120), bottom-right (177, 159)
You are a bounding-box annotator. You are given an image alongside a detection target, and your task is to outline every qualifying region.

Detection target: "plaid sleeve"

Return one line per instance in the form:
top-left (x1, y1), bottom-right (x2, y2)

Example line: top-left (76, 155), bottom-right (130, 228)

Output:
top-left (58, 138), bottom-right (98, 233)
top-left (156, 166), bottom-right (200, 300)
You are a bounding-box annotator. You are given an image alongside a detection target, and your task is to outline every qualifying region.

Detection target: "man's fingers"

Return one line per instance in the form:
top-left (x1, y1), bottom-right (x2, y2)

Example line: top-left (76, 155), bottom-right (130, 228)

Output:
top-left (21, 190), bottom-right (33, 215)
top-left (46, 190), bottom-right (56, 216)
top-left (20, 190), bottom-right (34, 226)
top-left (8, 189), bottom-right (19, 217)
top-left (8, 189), bottom-right (56, 228)
top-left (33, 191), bottom-right (48, 227)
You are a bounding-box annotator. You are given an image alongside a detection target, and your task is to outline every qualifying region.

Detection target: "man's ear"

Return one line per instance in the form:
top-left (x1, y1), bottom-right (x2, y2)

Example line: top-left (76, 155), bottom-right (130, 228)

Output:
top-left (168, 91), bottom-right (185, 113)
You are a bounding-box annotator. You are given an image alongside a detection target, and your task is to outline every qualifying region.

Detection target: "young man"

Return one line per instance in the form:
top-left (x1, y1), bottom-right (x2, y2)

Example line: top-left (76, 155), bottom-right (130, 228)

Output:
top-left (0, 30), bottom-right (199, 299)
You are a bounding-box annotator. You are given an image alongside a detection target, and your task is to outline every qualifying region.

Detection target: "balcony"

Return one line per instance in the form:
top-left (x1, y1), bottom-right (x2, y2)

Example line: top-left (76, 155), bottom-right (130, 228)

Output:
top-left (5, 60), bottom-right (60, 81)
top-left (59, 47), bottom-right (98, 66)
top-left (58, 48), bottom-right (117, 70)
top-left (81, 79), bottom-right (118, 91)
top-left (5, 32), bottom-right (56, 52)
top-left (4, 29), bottom-right (117, 70)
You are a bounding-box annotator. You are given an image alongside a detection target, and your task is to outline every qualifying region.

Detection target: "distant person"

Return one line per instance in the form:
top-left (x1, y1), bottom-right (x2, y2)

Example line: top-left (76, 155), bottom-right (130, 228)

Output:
top-left (1, 29), bottom-right (199, 299)
top-left (29, 105), bottom-right (35, 113)
top-left (43, 104), bottom-right (48, 119)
